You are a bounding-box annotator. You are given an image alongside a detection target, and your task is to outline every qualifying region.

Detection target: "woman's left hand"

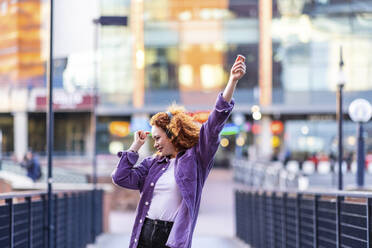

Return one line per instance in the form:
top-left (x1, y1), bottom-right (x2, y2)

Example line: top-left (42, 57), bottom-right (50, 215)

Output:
top-left (230, 55), bottom-right (246, 82)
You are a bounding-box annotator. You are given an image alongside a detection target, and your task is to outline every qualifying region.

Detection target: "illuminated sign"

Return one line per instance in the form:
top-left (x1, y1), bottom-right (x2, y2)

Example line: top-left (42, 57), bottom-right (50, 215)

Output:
top-left (221, 123), bottom-right (239, 135)
top-left (252, 124), bottom-right (261, 135)
top-left (270, 121), bottom-right (284, 135)
top-left (109, 121), bottom-right (130, 137)
top-left (188, 111), bottom-right (210, 124)
top-left (271, 136), bottom-right (281, 148)
top-left (35, 91), bottom-right (94, 111)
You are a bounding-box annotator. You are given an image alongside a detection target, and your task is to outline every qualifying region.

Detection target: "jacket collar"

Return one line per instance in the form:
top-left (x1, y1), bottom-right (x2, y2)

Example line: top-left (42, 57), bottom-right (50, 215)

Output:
top-left (157, 150), bottom-right (186, 163)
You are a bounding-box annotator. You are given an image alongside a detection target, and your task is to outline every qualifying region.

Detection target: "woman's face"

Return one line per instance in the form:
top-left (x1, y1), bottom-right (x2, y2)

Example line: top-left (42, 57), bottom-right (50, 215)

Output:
top-left (151, 125), bottom-right (177, 158)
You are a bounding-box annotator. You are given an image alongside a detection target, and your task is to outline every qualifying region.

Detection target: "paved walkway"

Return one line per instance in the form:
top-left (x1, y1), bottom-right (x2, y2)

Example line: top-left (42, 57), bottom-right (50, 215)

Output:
top-left (92, 169), bottom-right (248, 248)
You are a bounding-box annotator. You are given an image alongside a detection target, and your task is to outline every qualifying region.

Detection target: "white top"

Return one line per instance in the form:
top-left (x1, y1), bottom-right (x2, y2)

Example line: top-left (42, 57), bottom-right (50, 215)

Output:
top-left (146, 158), bottom-right (182, 222)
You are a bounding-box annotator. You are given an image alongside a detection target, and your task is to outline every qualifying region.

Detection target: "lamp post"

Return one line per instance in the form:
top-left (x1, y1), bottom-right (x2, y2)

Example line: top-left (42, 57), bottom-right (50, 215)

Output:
top-left (337, 47), bottom-right (345, 190)
top-left (47, 0), bottom-right (55, 247)
top-left (348, 99), bottom-right (372, 188)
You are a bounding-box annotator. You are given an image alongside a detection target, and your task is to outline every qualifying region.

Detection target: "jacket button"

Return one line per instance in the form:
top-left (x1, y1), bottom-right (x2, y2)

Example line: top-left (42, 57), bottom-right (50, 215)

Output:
top-left (134, 239), bottom-right (137, 243)
top-left (139, 219), bottom-right (142, 223)
top-left (162, 168), bottom-right (166, 171)
top-left (150, 182), bottom-right (154, 187)
top-left (145, 201), bottom-right (149, 205)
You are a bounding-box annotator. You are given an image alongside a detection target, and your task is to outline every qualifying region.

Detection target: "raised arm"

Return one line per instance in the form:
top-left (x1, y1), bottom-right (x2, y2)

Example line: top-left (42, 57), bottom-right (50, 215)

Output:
top-left (111, 131), bottom-right (151, 191)
top-left (223, 55), bottom-right (246, 103)
top-left (196, 55), bottom-right (246, 174)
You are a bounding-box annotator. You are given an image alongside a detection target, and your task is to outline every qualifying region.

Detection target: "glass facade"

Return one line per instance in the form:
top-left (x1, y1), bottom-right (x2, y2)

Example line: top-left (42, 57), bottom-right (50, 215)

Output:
top-left (97, 116), bottom-right (132, 154)
top-left (273, 0), bottom-right (372, 102)
top-left (285, 118), bottom-right (372, 160)
top-left (0, 0), bottom-right (371, 159)
top-left (0, 115), bottom-right (13, 155)
top-left (29, 113), bottom-right (90, 156)
top-left (271, 0), bottom-right (372, 156)
top-left (97, 0), bottom-right (133, 106)
top-left (142, 0), bottom-right (259, 106)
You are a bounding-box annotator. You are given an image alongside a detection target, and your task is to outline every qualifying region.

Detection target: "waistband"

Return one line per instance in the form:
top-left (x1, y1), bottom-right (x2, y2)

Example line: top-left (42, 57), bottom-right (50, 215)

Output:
top-left (144, 217), bottom-right (174, 228)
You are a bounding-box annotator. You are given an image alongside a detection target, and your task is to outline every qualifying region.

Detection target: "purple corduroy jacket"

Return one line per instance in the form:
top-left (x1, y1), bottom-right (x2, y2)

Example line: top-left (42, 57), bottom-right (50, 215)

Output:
top-left (112, 93), bottom-right (234, 248)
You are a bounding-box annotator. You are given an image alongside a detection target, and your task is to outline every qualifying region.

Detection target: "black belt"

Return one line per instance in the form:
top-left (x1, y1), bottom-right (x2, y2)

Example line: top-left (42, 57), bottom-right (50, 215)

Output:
top-left (144, 217), bottom-right (174, 228)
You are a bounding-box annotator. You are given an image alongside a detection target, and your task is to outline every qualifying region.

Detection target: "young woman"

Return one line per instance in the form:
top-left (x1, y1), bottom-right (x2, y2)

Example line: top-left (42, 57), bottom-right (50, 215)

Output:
top-left (112, 55), bottom-right (246, 248)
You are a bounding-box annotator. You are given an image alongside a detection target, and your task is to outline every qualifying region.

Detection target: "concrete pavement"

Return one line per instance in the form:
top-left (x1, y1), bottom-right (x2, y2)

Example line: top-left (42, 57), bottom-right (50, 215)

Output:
top-left (91, 169), bottom-right (248, 248)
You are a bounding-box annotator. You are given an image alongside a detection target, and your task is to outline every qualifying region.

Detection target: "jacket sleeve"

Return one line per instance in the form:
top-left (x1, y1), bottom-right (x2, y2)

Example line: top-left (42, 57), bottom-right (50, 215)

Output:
top-left (111, 150), bottom-right (152, 191)
top-left (195, 93), bottom-right (234, 175)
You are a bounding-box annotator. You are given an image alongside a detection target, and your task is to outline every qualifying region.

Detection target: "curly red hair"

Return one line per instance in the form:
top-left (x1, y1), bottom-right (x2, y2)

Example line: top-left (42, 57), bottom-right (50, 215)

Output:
top-left (150, 104), bottom-right (200, 152)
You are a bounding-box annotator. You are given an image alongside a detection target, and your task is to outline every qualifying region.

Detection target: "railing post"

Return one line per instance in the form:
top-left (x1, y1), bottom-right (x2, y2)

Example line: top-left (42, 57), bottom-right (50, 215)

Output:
top-left (92, 188), bottom-right (96, 243)
top-left (5, 198), bottom-right (14, 248)
top-left (248, 191), bottom-right (253, 245)
top-left (26, 196), bottom-right (32, 248)
top-left (79, 192), bottom-right (84, 248)
top-left (54, 193), bottom-right (58, 247)
top-left (42, 195), bottom-right (48, 248)
top-left (261, 191), bottom-right (267, 248)
top-left (282, 193), bottom-right (287, 248)
top-left (367, 198), bottom-right (371, 248)
top-left (336, 196), bottom-right (344, 248)
top-left (258, 191), bottom-right (265, 248)
top-left (272, 192), bottom-right (276, 247)
top-left (251, 191), bottom-right (257, 246)
top-left (235, 191), bottom-right (239, 240)
top-left (63, 193), bottom-right (68, 248)
top-left (296, 194), bottom-right (302, 248)
top-left (313, 194), bottom-right (319, 248)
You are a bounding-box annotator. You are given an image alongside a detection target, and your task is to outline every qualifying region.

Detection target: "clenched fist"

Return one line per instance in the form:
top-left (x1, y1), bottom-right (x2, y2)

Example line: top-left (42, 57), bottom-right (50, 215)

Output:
top-left (129, 130), bottom-right (150, 152)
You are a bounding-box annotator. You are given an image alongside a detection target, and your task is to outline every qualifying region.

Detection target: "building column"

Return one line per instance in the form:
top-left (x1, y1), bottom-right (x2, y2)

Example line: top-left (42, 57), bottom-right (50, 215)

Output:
top-left (13, 112), bottom-right (28, 161)
top-left (259, 0), bottom-right (272, 106)
top-left (259, 116), bottom-right (272, 160)
top-left (131, 0), bottom-right (145, 108)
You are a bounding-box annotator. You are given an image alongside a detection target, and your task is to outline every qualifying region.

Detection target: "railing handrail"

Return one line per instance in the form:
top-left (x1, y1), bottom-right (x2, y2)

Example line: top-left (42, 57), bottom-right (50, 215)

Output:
top-left (0, 188), bottom-right (97, 200)
top-left (235, 185), bottom-right (372, 198)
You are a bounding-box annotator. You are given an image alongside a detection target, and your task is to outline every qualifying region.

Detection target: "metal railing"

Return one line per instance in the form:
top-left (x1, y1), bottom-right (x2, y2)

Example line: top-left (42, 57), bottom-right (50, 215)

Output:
top-left (235, 187), bottom-right (372, 248)
top-left (0, 189), bottom-right (103, 248)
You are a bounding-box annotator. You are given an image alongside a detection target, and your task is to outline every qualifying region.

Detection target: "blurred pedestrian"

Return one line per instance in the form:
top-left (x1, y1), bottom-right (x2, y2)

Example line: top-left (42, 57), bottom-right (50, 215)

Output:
top-left (309, 153), bottom-right (319, 171)
top-left (111, 55), bottom-right (246, 248)
top-left (20, 151), bottom-right (42, 182)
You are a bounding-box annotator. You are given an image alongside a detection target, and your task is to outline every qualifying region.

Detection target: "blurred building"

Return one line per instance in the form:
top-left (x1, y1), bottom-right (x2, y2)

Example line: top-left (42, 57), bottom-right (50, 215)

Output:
top-left (0, 0), bottom-right (371, 163)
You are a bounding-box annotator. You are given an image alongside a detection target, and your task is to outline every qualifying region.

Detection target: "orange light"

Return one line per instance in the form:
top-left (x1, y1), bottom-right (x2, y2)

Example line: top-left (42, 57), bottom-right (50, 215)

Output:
top-left (109, 121), bottom-right (130, 137)
top-left (270, 121), bottom-right (284, 135)
top-left (188, 111), bottom-right (210, 123)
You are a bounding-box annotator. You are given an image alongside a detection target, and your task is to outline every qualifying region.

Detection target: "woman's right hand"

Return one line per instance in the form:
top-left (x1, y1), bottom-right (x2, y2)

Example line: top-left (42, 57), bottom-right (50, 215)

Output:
top-left (129, 130), bottom-right (150, 152)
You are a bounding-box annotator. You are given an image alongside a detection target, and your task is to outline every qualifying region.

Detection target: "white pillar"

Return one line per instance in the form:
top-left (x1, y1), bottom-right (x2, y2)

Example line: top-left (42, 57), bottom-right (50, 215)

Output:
top-left (14, 112), bottom-right (28, 161)
top-left (259, 116), bottom-right (272, 160)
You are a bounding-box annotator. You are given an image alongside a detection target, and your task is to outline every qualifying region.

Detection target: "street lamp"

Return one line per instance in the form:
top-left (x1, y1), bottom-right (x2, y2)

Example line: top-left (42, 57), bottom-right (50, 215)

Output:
top-left (47, 1), bottom-right (55, 247)
top-left (336, 47), bottom-right (345, 190)
top-left (348, 99), bottom-right (372, 188)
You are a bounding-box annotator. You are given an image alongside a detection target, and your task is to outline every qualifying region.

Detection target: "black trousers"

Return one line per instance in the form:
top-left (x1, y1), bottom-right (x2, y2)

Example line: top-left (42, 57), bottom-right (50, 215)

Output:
top-left (137, 218), bottom-right (174, 248)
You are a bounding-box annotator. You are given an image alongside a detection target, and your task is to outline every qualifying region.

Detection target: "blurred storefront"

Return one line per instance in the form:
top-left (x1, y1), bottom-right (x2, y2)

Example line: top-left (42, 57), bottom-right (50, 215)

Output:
top-left (0, 0), bottom-right (371, 164)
